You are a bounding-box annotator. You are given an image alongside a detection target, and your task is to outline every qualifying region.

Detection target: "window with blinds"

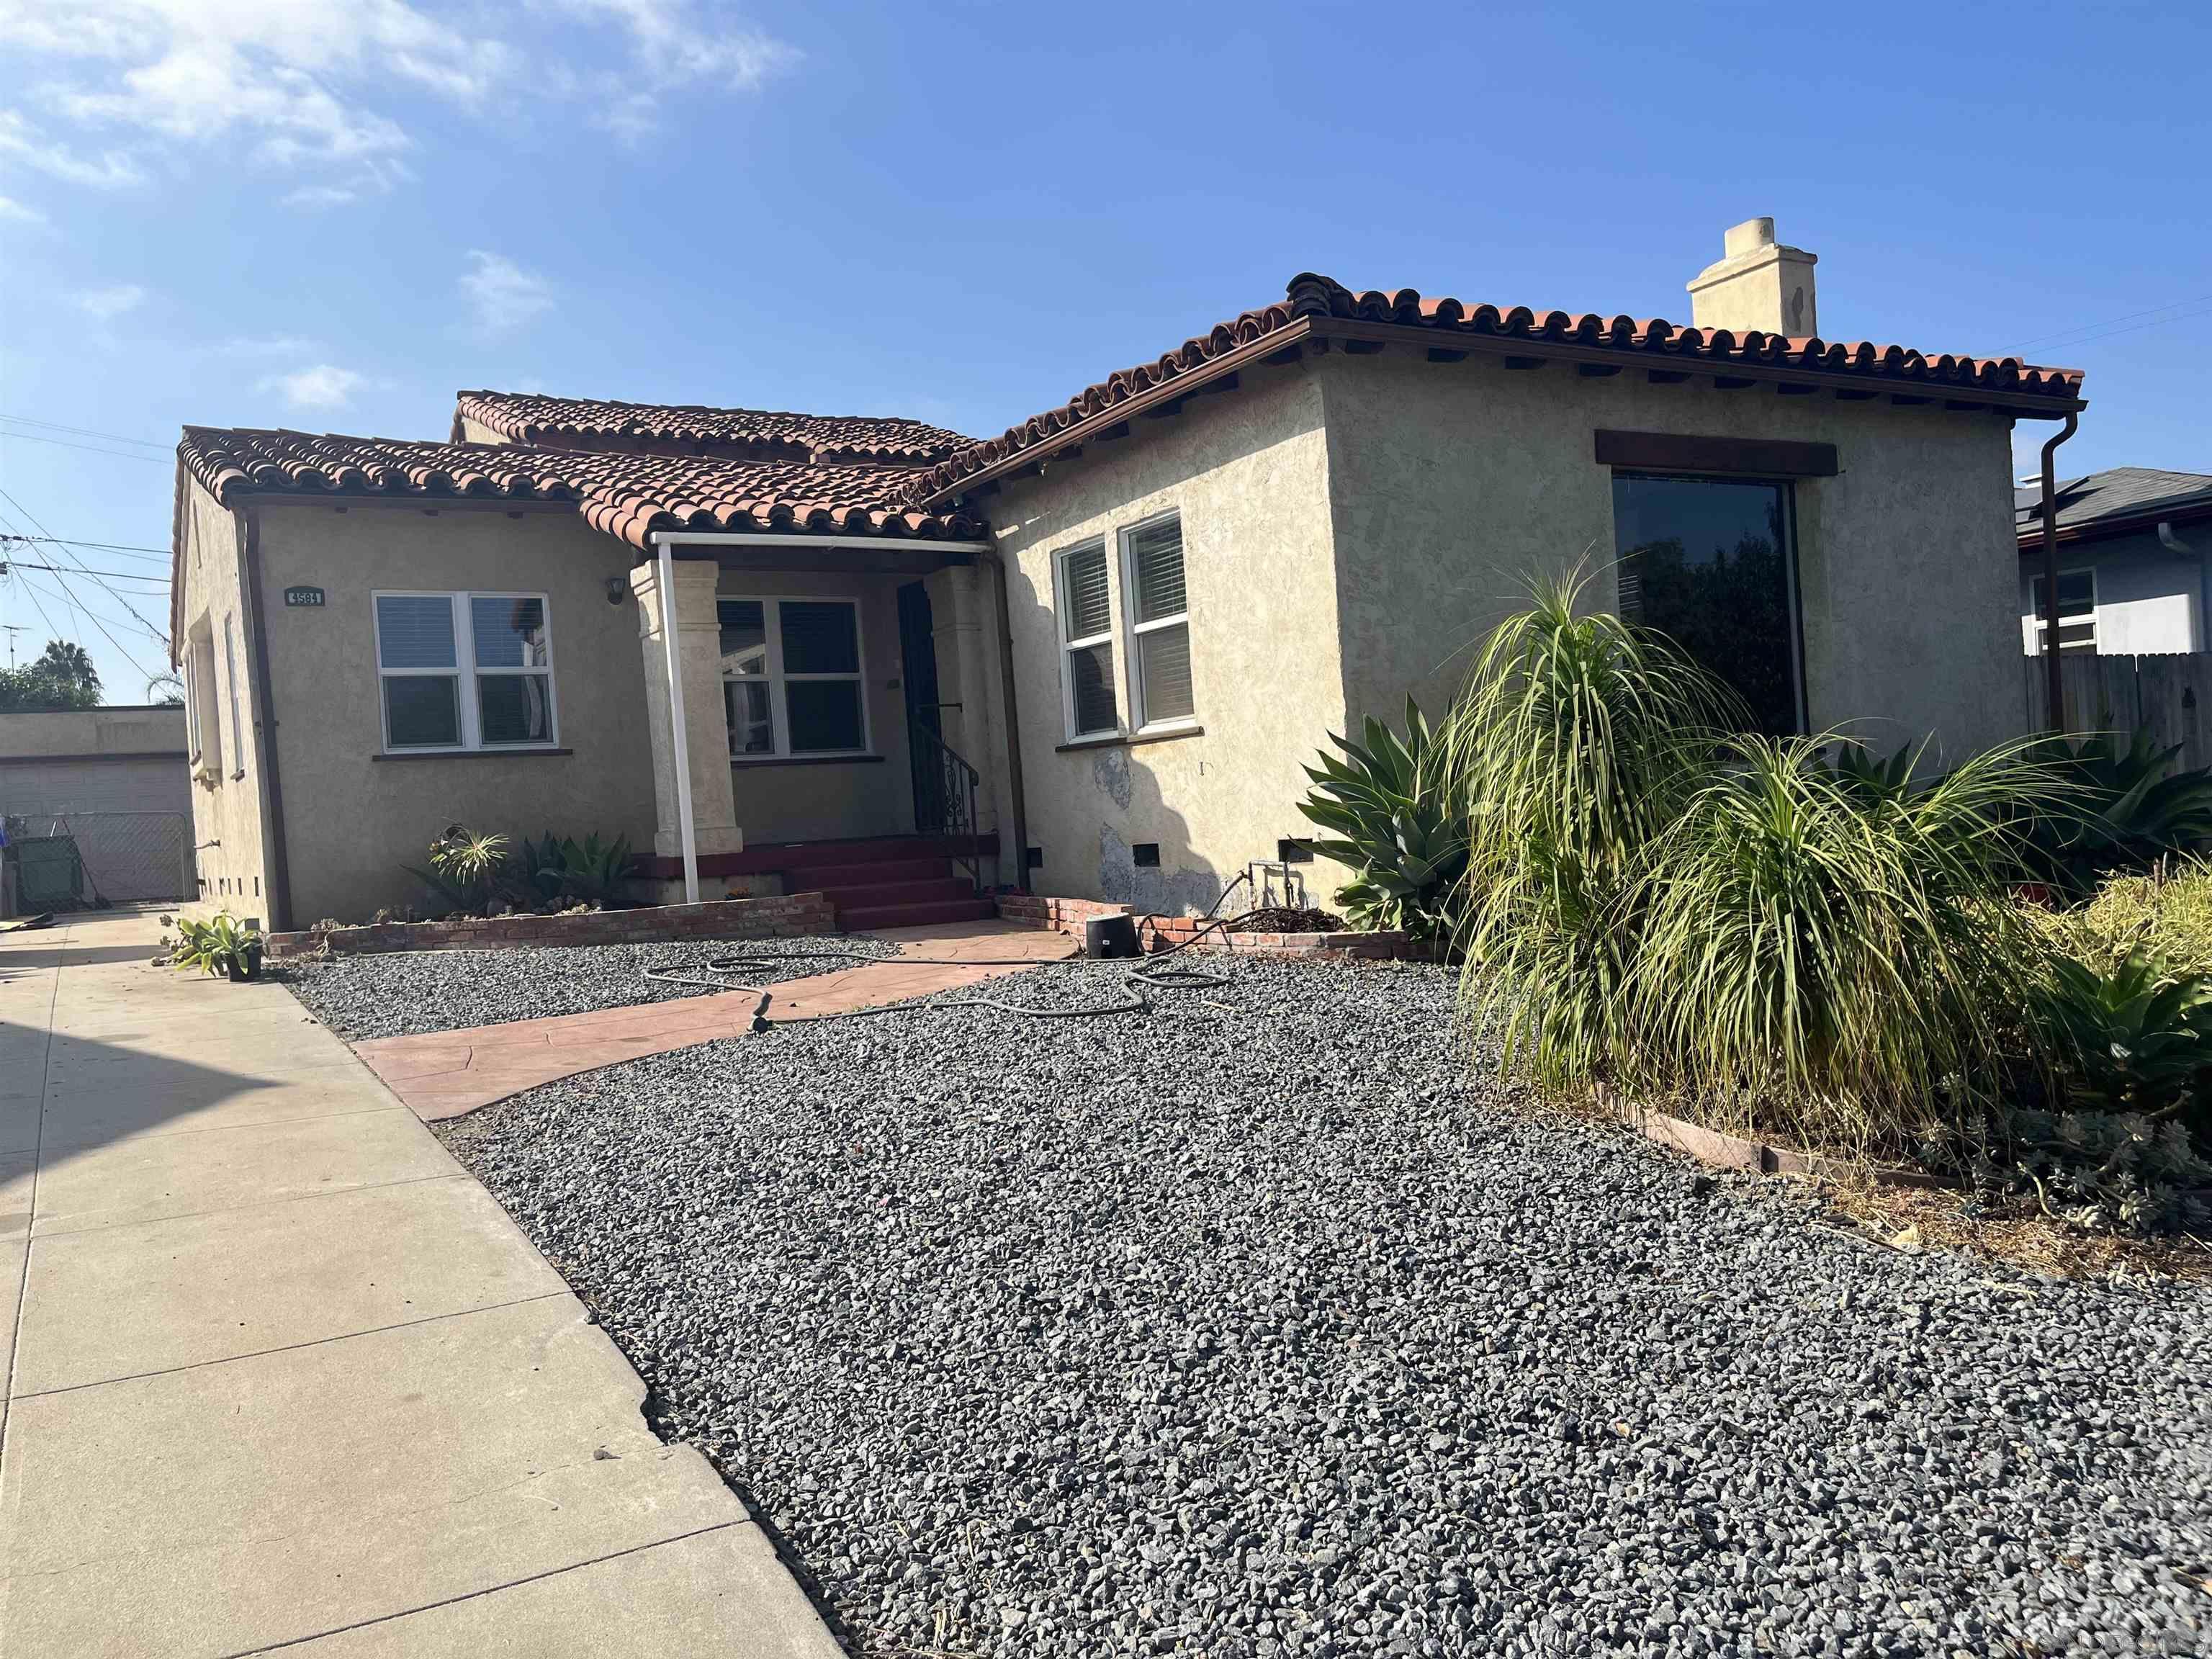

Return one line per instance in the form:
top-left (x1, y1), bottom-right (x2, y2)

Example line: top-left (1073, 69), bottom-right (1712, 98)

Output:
top-left (374, 591), bottom-right (559, 752)
top-left (1121, 514), bottom-right (1193, 727)
top-left (1056, 539), bottom-right (1118, 738)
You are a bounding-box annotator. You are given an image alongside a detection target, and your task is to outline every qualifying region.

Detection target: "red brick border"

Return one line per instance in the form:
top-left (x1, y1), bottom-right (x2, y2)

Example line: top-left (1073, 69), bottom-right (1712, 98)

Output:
top-left (995, 895), bottom-right (1425, 961)
top-left (1594, 1084), bottom-right (1953, 1191)
top-left (266, 893), bottom-right (837, 960)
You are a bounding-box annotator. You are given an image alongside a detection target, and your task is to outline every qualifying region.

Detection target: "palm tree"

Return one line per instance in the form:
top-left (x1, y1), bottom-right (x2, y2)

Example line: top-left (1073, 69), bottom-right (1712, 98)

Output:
top-left (33, 639), bottom-right (99, 695)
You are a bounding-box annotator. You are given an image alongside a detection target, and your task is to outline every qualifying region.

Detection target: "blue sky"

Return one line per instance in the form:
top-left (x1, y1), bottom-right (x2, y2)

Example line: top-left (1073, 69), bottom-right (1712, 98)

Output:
top-left (1, 0), bottom-right (2206, 703)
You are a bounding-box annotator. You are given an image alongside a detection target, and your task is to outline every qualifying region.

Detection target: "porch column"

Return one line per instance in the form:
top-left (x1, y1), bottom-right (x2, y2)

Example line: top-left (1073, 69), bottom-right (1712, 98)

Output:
top-left (630, 559), bottom-right (742, 860)
top-left (924, 562), bottom-right (1017, 882)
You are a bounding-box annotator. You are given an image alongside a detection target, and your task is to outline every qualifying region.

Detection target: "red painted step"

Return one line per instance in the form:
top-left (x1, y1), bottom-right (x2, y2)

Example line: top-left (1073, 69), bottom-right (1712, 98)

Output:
top-left (798, 857), bottom-right (956, 889)
top-left (811, 877), bottom-right (973, 910)
top-left (837, 898), bottom-right (999, 932)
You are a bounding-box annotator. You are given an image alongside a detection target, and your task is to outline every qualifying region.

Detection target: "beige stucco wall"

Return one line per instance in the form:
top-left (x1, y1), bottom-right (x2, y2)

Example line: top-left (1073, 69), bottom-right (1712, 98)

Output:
top-left (1316, 349), bottom-right (2028, 766)
top-left (989, 361), bottom-right (1348, 912)
top-left (248, 500), bottom-right (660, 925)
top-left (0, 706), bottom-right (186, 761)
top-left (716, 568), bottom-right (919, 845)
top-left (174, 476), bottom-right (277, 923)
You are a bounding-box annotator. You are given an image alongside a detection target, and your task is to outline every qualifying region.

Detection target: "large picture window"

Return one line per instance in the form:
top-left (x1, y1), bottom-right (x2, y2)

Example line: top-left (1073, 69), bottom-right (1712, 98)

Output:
top-left (374, 591), bottom-right (557, 752)
top-left (1612, 475), bottom-right (1803, 737)
top-left (719, 597), bottom-right (870, 758)
top-left (1055, 539), bottom-right (1119, 739)
top-left (1121, 513), bottom-right (1194, 728)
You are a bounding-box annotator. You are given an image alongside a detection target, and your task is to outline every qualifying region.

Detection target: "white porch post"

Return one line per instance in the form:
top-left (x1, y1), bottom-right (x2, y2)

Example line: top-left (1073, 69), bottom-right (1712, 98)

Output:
top-left (631, 554), bottom-right (740, 902)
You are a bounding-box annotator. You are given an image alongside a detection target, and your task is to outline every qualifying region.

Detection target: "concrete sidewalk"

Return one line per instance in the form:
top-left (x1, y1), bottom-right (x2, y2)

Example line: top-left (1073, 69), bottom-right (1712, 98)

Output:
top-left (0, 909), bottom-right (842, 1658)
top-left (351, 918), bottom-right (1077, 1120)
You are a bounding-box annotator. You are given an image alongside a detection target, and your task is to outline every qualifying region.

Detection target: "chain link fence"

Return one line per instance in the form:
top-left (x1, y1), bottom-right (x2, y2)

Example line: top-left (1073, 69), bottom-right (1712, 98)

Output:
top-left (1, 811), bottom-right (194, 912)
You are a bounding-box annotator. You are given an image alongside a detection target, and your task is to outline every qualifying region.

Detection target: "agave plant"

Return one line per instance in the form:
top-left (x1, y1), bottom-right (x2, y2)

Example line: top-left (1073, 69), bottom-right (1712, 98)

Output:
top-left (407, 823), bottom-right (509, 914)
top-left (2018, 729), bottom-right (2212, 891)
top-left (518, 830), bottom-right (635, 907)
top-left (2037, 944), bottom-right (2211, 1125)
top-left (1298, 698), bottom-right (1465, 941)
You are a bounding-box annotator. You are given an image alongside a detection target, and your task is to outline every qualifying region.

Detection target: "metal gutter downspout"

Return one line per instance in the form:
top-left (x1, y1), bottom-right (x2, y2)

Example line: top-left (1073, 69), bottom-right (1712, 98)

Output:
top-left (982, 544), bottom-right (1031, 895)
top-left (2038, 410), bottom-right (2080, 732)
top-left (655, 539), bottom-right (701, 907)
top-left (240, 505), bottom-right (295, 932)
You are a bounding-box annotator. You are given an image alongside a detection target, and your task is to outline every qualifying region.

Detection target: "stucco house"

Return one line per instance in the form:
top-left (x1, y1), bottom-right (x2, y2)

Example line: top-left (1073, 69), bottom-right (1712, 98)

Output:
top-left (2015, 467), bottom-right (2212, 655)
top-left (170, 218), bottom-right (2086, 932)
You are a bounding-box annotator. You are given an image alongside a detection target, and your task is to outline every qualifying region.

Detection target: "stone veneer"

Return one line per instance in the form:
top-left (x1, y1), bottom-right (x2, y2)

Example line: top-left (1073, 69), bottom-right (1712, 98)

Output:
top-left (266, 892), bottom-right (836, 960)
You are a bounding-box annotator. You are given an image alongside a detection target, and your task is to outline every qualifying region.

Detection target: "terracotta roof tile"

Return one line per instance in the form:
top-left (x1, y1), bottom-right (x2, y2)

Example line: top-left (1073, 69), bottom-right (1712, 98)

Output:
top-left (176, 428), bottom-right (984, 549)
top-left (917, 272), bottom-right (2087, 500)
top-left (453, 391), bottom-right (973, 467)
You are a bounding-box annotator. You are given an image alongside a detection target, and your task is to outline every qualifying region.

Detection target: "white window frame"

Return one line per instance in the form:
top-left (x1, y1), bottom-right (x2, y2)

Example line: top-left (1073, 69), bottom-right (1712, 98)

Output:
top-left (718, 595), bottom-right (872, 761)
top-left (223, 614), bottom-right (246, 779)
top-left (1053, 537), bottom-right (1120, 742)
top-left (1118, 510), bottom-right (1197, 734)
top-left (372, 590), bottom-right (560, 754)
top-left (2028, 565), bottom-right (2098, 655)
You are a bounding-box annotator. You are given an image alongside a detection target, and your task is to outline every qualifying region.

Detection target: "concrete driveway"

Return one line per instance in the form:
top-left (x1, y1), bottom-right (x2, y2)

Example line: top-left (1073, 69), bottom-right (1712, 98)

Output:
top-left (0, 909), bottom-right (842, 1658)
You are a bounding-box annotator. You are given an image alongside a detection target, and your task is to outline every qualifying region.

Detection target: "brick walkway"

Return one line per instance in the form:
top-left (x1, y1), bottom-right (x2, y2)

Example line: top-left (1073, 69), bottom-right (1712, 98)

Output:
top-left (349, 920), bottom-right (1076, 1120)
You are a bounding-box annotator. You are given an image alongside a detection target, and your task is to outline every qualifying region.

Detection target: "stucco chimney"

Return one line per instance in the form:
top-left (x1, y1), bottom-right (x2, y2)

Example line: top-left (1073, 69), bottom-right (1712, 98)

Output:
top-left (1686, 217), bottom-right (1818, 338)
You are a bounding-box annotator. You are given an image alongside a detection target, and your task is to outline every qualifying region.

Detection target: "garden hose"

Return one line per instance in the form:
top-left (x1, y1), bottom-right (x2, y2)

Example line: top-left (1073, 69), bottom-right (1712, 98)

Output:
top-left (642, 909), bottom-right (1259, 1029)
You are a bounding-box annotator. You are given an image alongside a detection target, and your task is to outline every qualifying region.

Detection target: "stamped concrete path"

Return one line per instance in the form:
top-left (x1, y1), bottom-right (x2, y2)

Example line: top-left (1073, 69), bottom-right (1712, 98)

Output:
top-left (351, 919), bottom-right (1077, 1121)
top-left (0, 909), bottom-right (842, 1658)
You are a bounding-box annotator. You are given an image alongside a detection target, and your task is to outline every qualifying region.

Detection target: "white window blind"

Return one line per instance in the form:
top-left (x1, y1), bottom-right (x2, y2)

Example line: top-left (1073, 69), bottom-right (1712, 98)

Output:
top-left (1056, 540), bottom-right (1118, 738)
top-left (374, 592), bottom-right (559, 752)
top-left (1122, 515), bottom-right (1193, 727)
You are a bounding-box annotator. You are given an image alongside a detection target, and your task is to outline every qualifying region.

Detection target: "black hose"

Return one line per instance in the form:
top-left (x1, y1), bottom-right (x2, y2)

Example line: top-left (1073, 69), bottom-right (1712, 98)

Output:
top-left (642, 909), bottom-right (1261, 1030)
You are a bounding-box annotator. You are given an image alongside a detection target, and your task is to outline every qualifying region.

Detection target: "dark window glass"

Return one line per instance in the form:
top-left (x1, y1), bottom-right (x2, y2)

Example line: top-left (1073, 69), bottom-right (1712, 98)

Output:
top-left (719, 600), bottom-right (770, 675)
top-left (1612, 475), bottom-right (1800, 736)
top-left (377, 595), bottom-right (456, 668)
top-left (780, 601), bottom-right (859, 675)
top-left (477, 674), bottom-right (552, 744)
top-left (470, 596), bottom-right (547, 667)
top-left (1067, 642), bottom-right (1118, 735)
top-left (787, 680), bottom-right (864, 752)
top-left (385, 676), bottom-right (461, 747)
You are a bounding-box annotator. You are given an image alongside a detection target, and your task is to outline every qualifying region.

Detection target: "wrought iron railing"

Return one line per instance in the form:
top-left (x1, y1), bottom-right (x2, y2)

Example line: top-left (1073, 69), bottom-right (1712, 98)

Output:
top-left (909, 716), bottom-right (984, 894)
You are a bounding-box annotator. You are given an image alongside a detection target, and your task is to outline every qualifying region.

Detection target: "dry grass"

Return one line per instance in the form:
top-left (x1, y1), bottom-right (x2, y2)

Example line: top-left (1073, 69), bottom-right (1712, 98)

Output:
top-left (1821, 1176), bottom-right (2212, 1285)
top-left (2029, 857), bottom-right (2212, 974)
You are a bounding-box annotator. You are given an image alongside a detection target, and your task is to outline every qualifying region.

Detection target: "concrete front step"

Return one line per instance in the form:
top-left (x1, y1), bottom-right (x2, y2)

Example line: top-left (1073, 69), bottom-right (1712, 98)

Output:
top-left (811, 876), bottom-right (971, 911)
top-left (837, 898), bottom-right (999, 932)
top-left (797, 857), bottom-right (956, 890)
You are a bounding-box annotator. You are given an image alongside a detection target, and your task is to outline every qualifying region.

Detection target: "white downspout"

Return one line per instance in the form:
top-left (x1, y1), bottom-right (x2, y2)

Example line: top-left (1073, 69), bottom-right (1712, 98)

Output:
top-left (656, 541), bottom-right (700, 906)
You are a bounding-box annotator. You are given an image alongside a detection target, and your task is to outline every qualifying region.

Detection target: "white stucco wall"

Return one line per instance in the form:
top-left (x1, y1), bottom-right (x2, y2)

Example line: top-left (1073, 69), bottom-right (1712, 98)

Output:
top-left (1316, 349), bottom-right (2028, 766)
top-left (989, 361), bottom-right (1346, 912)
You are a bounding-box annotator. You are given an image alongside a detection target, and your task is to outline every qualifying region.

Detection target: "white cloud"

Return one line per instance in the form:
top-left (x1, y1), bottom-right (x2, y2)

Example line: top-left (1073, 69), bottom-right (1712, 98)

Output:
top-left (460, 251), bottom-right (553, 337)
top-left (0, 192), bottom-right (43, 222)
top-left (259, 362), bottom-right (364, 409)
top-left (0, 0), bottom-right (797, 202)
top-left (74, 283), bottom-right (145, 320)
top-left (217, 333), bottom-right (320, 357)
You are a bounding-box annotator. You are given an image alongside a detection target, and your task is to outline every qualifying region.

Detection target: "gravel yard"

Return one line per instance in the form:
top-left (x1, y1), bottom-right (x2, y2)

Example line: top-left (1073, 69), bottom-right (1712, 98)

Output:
top-left (280, 933), bottom-right (896, 1040)
top-left (439, 956), bottom-right (2212, 1659)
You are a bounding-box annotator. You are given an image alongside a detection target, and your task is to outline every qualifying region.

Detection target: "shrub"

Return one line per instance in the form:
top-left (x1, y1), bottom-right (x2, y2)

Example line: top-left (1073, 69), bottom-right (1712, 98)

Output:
top-left (2034, 859), bottom-right (2212, 978)
top-left (1433, 569), bottom-right (1744, 1084)
top-left (171, 912), bottom-right (264, 979)
top-left (1629, 737), bottom-right (2050, 1154)
top-left (2034, 945), bottom-right (2210, 1133)
top-left (517, 830), bottom-right (634, 909)
top-left (1297, 699), bottom-right (1465, 941)
top-left (1973, 1107), bottom-right (2211, 1237)
top-left (407, 824), bottom-right (510, 915)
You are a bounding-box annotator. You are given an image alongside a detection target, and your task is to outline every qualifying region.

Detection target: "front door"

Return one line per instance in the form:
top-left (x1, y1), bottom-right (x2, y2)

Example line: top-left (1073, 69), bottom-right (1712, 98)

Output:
top-left (897, 580), bottom-right (944, 832)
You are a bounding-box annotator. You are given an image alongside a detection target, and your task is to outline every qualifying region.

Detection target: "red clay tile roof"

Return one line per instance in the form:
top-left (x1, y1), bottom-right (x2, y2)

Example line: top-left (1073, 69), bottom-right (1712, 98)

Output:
top-left (918, 272), bottom-right (2088, 500)
top-left (176, 428), bottom-right (985, 548)
top-left (453, 391), bottom-right (973, 467)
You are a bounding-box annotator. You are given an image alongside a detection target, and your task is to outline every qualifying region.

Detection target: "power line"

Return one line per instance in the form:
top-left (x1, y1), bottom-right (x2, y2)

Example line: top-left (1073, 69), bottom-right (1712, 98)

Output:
top-left (0, 485), bottom-right (171, 648)
top-left (0, 534), bottom-right (174, 560)
top-left (2016, 291), bottom-right (2212, 356)
top-left (0, 558), bottom-right (171, 584)
top-left (4, 565), bottom-right (167, 686)
top-left (0, 411), bottom-right (171, 451)
top-left (0, 429), bottom-right (167, 464)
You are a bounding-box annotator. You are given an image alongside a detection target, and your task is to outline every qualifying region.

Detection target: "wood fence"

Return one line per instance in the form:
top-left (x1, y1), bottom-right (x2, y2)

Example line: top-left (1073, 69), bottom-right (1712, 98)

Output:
top-left (2020, 652), bottom-right (2211, 771)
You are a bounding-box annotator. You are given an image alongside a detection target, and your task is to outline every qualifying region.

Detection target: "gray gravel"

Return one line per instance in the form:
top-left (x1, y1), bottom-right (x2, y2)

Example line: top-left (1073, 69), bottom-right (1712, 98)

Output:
top-left (279, 934), bottom-right (897, 1040)
top-left (439, 957), bottom-right (2212, 1658)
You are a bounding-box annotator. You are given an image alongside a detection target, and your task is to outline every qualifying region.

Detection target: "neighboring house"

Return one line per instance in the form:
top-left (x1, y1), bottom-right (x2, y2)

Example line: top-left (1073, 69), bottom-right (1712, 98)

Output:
top-left (171, 217), bottom-right (2085, 927)
top-left (0, 705), bottom-right (192, 913)
top-left (2015, 467), bottom-right (2212, 655)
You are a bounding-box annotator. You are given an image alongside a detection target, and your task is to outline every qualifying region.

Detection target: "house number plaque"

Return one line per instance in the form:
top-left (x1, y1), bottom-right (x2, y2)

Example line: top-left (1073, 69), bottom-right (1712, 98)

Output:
top-left (283, 586), bottom-right (326, 607)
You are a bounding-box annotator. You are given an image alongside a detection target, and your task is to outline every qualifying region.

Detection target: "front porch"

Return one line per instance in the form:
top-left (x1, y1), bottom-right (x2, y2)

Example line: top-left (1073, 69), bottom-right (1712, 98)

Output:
top-left (628, 534), bottom-right (1020, 925)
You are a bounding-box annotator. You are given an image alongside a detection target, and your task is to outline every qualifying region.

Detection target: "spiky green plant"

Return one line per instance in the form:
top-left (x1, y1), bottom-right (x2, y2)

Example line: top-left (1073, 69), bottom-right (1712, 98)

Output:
top-left (2036, 945), bottom-right (2211, 1126)
top-left (1298, 698), bottom-right (1465, 940)
top-left (1433, 568), bottom-right (1744, 1083)
top-left (407, 823), bottom-right (509, 914)
top-left (1629, 736), bottom-right (2054, 1152)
